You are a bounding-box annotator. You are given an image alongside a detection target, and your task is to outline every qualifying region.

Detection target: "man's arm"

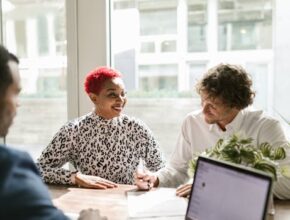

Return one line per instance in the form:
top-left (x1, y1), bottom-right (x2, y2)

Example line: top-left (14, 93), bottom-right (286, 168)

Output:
top-left (0, 147), bottom-right (68, 219)
top-left (156, 127), bottom-right (193, 187)
top-left (259, 119), bottom-right (290, 199)
top-left (135, 115), bottom-right (195, 190)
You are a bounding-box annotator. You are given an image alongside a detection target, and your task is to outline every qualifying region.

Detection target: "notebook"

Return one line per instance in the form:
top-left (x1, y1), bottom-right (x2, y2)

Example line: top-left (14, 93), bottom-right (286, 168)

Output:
top-left (185, 156), bottom-right (272, 220)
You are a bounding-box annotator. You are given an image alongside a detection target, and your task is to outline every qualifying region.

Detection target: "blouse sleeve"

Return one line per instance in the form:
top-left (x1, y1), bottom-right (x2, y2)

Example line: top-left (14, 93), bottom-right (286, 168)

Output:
top-left (36, 121), bottom-right (78, 185)
top-left (135, 120), bottom-right (165, 172)
top-left (156, 116), bottom-right (194, 187)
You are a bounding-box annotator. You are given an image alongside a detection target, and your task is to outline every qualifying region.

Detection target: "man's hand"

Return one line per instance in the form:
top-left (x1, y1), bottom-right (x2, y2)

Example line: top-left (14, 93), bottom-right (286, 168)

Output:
top-left (78, 208), bottom-right (107, 220)
top-left (74, 173), bottom-right (118, 189)
top-left (134, 170), bottom-right (159, 190)
top-left (176, 183), bottom-right (192, 197)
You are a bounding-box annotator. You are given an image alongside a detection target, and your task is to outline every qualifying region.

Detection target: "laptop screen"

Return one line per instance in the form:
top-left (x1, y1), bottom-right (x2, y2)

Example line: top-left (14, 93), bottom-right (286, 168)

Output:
top-left (186, 156), bottom-right (272, 220)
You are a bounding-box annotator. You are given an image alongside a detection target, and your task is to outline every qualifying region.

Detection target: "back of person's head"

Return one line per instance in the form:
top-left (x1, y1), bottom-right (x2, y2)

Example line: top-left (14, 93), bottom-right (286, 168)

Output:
top-left (84, 66), bottom-right (122, 95)
top-left (196, 63), bottom-right (255, 109)
top-left (0, 45), bottom-right (19, 96)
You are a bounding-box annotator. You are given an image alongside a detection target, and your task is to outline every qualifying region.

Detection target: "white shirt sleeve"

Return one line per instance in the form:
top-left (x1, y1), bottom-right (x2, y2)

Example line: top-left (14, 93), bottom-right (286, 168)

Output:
top-left (261, 120), bottom-right (290, 199)
top-left (156, 117), bottom-right (194, 187)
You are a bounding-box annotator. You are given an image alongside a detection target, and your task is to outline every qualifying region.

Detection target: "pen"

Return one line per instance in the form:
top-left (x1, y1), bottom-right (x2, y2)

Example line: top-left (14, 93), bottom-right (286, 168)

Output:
top-left (137, 157), bottom-right (151, 190)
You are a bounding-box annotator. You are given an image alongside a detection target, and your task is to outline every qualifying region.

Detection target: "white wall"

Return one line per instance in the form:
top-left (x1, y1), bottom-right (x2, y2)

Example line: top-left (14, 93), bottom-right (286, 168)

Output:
top-left (66, 0), bottom-right (109, 119)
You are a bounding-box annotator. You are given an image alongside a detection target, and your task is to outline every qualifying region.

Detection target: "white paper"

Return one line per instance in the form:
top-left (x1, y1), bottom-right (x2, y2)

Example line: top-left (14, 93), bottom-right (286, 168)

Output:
top-left (127, 188), bottom-right (187, 219)
top-left (65, 212), bottom-right (79, 220)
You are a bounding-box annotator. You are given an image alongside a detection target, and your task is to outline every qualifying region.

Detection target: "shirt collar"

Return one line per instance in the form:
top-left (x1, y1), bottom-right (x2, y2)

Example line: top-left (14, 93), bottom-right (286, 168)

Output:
top-left (208, 109), bottom-right (245, 132)
top-left (91, 111), bottom-right (122, 126)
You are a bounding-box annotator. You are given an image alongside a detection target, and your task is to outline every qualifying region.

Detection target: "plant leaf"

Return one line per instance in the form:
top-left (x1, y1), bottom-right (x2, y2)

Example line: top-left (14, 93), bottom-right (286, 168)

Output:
top-left (271, 147), bottom-right (286, 160)
top-left (187, 134), bottom-right (289, 181)
top-left (253, 161), bottom-right (277, 180)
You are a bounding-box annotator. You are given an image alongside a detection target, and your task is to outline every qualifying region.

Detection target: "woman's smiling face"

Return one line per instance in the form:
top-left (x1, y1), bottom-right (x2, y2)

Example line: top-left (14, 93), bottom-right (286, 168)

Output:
top-left (90, 77), bottom-right (127, 119)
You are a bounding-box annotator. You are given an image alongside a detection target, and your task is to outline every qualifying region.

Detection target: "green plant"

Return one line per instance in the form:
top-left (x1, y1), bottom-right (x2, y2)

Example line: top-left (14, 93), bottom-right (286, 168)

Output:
top-left (188, 134), bottom-right (290, 180)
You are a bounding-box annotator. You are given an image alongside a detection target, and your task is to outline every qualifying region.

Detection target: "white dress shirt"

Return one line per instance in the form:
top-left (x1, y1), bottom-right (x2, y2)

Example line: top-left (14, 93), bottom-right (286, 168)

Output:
top-left (157, 108), bottom-right (290, 199)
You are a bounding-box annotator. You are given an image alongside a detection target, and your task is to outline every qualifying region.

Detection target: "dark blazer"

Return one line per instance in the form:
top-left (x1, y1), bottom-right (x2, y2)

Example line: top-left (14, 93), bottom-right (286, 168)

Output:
top-left (0, 145), bottom-right (68, 220)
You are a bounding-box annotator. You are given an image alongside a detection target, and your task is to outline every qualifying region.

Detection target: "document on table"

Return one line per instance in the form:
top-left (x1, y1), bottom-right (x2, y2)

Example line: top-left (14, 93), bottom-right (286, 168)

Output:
top-left (65, 212), bottom-right (79, 220)
top-left (127, 188), bottom-right (188, 219)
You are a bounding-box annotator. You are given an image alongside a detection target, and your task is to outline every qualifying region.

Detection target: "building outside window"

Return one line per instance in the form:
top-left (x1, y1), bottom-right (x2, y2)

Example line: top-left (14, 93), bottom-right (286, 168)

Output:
top-left (218, 0), bottom-right (272, 51)
top-left (1, 0), bottom-right (288, 160)
top-left (188, 0), bottom-right (207, 52)
top-left (110, 0), bottom-right (289, 158)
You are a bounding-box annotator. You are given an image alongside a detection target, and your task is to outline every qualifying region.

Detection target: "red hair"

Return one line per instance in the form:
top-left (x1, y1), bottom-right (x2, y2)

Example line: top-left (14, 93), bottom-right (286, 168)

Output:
top-left (84, 66), bottom-right (122, 94)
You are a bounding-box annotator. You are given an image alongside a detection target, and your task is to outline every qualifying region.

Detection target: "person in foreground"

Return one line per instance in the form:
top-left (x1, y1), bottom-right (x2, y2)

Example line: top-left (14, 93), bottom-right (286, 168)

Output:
top-left (37, 66), bottom-right (165, 189)
top-left (135, 63), bottom-right (290, 199)
top-left (0, 45), bottom-right (107, 219)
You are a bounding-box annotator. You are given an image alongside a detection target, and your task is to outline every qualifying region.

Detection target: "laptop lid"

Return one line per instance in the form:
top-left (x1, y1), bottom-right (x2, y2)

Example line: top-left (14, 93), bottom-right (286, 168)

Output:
top-left (185, 156), bottom-right (272, 220)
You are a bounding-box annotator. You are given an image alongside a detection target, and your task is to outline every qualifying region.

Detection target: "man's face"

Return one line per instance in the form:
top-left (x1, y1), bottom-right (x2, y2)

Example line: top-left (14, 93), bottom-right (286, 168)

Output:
top-left (200, 92), bottom-right (239, 129)
top-left (89, 77), bottom-right (127, 119)
top-left (0, 61), bottom-right (21, 137)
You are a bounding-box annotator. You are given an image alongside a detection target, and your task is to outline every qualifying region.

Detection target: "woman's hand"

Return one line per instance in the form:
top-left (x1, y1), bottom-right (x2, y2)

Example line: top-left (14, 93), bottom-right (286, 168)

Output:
top-left (134, 170), bottom-right (159, 190)
top-left (176, 183), bottom-right (192, 197)
top-left (74, 173), bottom-right (118, 189)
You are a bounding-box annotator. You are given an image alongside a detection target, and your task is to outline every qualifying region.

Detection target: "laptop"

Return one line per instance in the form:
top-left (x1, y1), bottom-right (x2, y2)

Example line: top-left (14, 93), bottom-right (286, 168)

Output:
top-left (185, 156), bottom-right (272, 220)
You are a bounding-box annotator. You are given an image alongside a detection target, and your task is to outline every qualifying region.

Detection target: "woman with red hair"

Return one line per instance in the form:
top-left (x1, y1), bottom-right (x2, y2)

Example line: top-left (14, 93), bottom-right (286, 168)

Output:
top-left (37, 66), bottom-right (165, 189)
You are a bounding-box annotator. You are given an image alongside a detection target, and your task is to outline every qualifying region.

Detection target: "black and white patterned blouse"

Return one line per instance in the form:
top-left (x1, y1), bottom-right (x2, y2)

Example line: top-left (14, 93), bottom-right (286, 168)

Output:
top-left (37, 112), bottom-right (165, 185)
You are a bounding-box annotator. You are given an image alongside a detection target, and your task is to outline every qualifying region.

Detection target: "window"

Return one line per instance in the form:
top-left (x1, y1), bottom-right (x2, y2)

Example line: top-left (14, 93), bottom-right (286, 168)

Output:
top-left (37, 15), bottom-right (49, 56)
top-left (161, 40), bottom-right (176, 52)
top-left (2, 0), bottom-right (67, 160)
top-left (246, 63), bottom-right (269, 111)
top-left (218, 0), bottom-right (272, 51)
top-left (139, 64), bottom-right (178, 91)
top-left (14, 20), bottom-right (27, 57)
top-left (141, 42), bottom-right (155, 53)
top-left (3, 0), bottom-right (286, 161)
top-left (110, 0), bottom-right (290, 157)
top-left (140, 8), bottom-right (177, 36)
top-left (188, 0), bottom-right (207, 52)
top-left (188, 63), bottom-right (207, 92)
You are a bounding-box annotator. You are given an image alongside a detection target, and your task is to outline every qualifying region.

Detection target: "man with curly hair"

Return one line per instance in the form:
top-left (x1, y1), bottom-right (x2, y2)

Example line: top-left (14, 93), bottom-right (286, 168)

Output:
top-left (135, 63), bottom-right (290, 199)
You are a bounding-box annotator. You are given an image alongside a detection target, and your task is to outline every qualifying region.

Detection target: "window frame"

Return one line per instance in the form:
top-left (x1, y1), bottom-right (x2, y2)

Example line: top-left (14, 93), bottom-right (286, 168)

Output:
top-left (66, 0), bottom-right (110, 118)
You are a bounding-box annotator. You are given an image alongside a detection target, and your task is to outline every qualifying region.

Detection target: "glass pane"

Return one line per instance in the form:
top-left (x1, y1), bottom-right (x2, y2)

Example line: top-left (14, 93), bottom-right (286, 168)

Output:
top-left (140, 9), bottom-right (177, 36)
top-left (161, 40), bottom-right (176, 52)
top-left (246, 63), bottom-right (268, 110)
top-left (188, 63), bottom-right (207, 92)
top-left (187, 0), bottom-right (207, 52)
top-left (140, 41), bottom-right (155, 53)
top-left (37, 15), bottom-right (49, 56)
top-left (14, 20), bottom-right (27, 57)
top-left (111, 0), bottom-right (198, 158)
top-left (111, 0), bottom-right (289, 157)
top-left (2, 0), bottom-right (67, 160)
top-left (218, 0), bottom-right (272, 51)
top-left (139, 64), bottom-right (178, 92)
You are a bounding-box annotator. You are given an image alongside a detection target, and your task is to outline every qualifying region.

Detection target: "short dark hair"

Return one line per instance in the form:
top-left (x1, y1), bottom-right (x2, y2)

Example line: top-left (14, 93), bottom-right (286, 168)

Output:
top-left (84, 66), bottom-right (122, 95)
top-left (196, 63), bottom-right (255, 109)
top-left (0, 45), bottom-right (19, 95)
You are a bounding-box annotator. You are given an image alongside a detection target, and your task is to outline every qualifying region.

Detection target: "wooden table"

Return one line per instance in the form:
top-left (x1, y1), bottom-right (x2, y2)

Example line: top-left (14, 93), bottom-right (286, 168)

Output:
top-left (49, 184), bottom-right (135, 220)
top-left (49, 185), bottom-right (290, 220)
